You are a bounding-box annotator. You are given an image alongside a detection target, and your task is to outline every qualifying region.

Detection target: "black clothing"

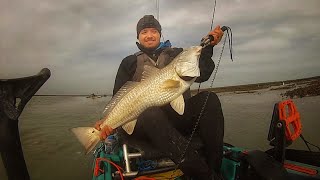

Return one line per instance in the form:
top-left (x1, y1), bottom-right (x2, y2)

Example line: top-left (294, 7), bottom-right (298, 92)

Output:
top-left (118, 91), bottom-right (224, 179)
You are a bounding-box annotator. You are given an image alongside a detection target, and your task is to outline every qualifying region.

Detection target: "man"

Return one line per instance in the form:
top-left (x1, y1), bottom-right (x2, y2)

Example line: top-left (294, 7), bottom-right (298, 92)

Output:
top-left (95, 15), bottom-right (224, 179)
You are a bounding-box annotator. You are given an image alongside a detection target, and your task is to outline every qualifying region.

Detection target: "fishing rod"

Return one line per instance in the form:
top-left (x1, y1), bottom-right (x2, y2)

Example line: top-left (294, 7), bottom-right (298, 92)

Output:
top-left (174, 0), bottom-right (234, 177)
top-left (155, 0), bottom-right (165, 42)
top-left (153, 1), bottom-right (233, 177)
top-left (158, 0), bottom-right (235, 178)
top-left (174, 25), bottom-right (234, 175)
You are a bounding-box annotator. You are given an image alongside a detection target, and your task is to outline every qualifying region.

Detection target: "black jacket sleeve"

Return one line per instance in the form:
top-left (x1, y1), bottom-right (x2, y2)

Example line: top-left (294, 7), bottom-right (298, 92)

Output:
top-left (112, 55), bottom-right (137, 96)
top-left (195, 45), bottom-right (215, 83)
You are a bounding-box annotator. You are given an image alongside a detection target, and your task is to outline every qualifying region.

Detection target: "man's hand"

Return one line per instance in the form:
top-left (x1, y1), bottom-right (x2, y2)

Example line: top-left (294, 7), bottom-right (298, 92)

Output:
top-left (208, 25), bottom-right (224, 46)
top-left (94, 120), bottom-right (114, 140)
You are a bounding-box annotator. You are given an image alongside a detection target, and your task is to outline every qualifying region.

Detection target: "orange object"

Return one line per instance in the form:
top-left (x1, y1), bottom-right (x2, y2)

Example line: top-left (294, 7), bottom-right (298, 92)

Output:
top-left (93, 158), bottom-right (104, 177)
top-left (284, 162), bottom-right (318, 175)
top-left (94, 158), bottom-right (124, 180)
top-left (208, 25), bottom-right (224, 46)
top-left (278, 100), bottom-right (302, 141)
top-left (242, 150), bottom-right (249, 155)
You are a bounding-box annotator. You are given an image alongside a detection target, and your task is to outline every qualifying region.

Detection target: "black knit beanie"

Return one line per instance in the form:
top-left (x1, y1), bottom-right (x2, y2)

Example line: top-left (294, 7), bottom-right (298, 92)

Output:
top-left (136, 15), bottom-right (162, 38)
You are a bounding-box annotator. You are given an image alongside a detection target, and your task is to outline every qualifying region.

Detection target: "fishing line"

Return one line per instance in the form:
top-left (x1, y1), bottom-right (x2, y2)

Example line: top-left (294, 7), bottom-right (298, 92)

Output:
top-left (172, 0), bottom-right (234, 177)
top-left (300, 134), bottom-right (320, 152)
top-left (210, 0), bottom-right (217, 30)
top-left (155, 0), bottom-right (165, 42)
top-left (156, 0), bottom-right (159, 21)
top-left (175, 34), bottom-right (229, 174)
top-left (197, 0), bottom-right (217, 92)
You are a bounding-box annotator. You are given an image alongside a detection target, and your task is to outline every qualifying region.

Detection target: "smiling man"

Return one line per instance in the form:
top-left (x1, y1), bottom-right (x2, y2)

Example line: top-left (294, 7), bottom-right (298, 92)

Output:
top-left (95, 15), bottom-right (225, 179)
top-left (138, 27), bottom-right (160, 49)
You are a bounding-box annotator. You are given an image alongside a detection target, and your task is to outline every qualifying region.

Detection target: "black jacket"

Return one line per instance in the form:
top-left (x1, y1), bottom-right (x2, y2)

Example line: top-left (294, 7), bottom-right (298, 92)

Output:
top-left (113, 45), bottom-right (215, 95)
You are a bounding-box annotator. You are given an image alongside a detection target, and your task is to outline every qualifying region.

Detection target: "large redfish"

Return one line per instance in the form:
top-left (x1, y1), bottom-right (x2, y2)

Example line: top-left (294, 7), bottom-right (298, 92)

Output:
top-left (72, 46), bottom-right (202, 154)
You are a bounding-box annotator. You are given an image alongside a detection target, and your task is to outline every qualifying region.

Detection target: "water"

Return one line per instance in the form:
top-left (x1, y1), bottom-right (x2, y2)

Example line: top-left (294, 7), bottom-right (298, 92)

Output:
top-left (1, 90), bottom-right (320, 180)
top-left (1, 96), bottom-right (108, 180)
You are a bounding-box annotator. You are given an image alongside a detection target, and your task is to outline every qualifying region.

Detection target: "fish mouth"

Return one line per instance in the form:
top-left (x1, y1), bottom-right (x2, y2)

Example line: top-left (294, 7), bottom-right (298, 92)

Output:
top-left (180, 76), bottom-right (196, 81)
top-left (195, 46), bottom-right (202, 55)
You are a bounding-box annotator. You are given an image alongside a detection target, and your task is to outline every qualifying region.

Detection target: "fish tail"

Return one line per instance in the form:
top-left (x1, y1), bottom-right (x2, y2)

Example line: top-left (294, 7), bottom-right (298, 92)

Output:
top-left (71, 127), bottom-right (101, 154)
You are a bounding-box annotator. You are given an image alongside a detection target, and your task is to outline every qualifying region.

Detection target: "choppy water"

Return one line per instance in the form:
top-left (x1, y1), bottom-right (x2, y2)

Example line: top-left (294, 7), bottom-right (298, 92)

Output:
top-left (1, 90), bottom-right (320, 180)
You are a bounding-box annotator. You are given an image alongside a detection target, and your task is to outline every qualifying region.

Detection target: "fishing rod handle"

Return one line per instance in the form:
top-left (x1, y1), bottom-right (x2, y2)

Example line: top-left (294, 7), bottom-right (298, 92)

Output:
top-left (201, 26), bottom-right (228, 47)
top-left (221, 26), bottom-right (228, 31)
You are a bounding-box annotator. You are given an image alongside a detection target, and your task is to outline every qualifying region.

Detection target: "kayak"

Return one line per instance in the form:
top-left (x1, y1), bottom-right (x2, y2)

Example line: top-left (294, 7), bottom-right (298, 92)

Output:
top-left (2, 69), bottom-right (318, 180)
top-left (0, 68), bottom-right (51, 180)
top-left (91, 100), bottom-right (320, 180)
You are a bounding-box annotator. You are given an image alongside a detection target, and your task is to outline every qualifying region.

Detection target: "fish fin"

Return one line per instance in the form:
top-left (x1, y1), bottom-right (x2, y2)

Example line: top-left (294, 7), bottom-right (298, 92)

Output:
top-left (170, 95), bottom-right (185, 115)
top-left (161, 79), bottom-right (180, 89)
top-left (122, 119), bottom-right (137, 135)
top-left (71, 127), bottom-right (101, 154)
top-left (141, 65), bottom-right (159, 81)
top-left (103, 81), bottom-right (139, 114)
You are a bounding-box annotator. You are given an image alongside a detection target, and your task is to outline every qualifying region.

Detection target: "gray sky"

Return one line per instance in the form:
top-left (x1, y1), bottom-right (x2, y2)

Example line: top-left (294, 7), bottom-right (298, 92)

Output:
top-left (1, 0), bottom-right (320, 95)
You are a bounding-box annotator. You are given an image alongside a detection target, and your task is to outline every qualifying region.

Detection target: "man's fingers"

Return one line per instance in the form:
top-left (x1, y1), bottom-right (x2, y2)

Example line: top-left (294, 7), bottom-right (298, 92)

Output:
top-left (94, 120), bottom-right (103, 130)
top-left (101, 130), bottom-right (107, 140)
top-left (214, 25), bottom-right (221, 31)
top-left (209, 26), bottom-right (224, 45)
top-left (94, 124), bottom-right (101, 131)
top-left (99, 126), bottom-right (114, 140)
top-left (107, 126), bottom-right (113, 133)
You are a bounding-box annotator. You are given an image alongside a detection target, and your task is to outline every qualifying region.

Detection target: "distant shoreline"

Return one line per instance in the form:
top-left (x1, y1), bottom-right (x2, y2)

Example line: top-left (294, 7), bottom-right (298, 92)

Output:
top-left (192, 76), bottom-right (320, 94)
top-left (35, 76), bottom-right (320, 97)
